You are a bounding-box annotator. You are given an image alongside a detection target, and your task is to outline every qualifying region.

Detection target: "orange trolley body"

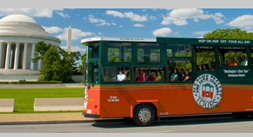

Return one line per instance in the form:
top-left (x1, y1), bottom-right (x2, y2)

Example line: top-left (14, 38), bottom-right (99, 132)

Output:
top-left (83, 83), bottom-right (253, 120)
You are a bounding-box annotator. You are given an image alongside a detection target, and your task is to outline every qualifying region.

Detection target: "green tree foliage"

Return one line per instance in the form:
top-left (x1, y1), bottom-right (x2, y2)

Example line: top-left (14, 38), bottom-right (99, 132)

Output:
top-left (203, 28), bottom-right (253, 39)
top-left (32, 41), bottom-right (52, 63)
top-left (79, 53), bottom-right (87, 82)
top-left (32, 41), bottom-right (81, 82)
top-left (58, 48), bottom-right (81, 82)
top-left (108, 48), bottom-right (120, 62)
top-left (40, 46), bottom-right (64, 81)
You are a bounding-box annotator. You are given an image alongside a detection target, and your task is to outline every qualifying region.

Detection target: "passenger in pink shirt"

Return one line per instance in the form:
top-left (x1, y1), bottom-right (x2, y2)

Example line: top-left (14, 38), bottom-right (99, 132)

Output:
top-left (138, 70), bottom-right (146, 82)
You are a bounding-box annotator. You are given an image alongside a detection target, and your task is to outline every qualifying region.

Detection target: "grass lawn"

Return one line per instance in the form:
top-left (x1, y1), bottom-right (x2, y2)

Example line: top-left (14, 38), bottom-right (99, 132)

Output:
top-left (0, 88), bottom-right (83, 113)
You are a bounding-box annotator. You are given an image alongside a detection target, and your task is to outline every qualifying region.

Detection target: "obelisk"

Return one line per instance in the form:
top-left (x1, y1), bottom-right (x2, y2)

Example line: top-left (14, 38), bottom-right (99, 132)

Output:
top-left (67, 26), bottom-right (72, 53)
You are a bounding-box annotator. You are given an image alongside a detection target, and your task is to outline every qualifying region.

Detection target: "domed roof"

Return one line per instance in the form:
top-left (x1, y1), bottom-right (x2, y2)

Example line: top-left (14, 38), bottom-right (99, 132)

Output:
top-left (0, 14), bottom-right (61, 43)
top-left (0, 14), bottom-right (37, 24)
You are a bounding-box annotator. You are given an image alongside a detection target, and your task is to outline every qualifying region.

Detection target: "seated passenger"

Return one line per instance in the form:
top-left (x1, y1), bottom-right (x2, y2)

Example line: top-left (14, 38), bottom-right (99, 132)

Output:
top-left (124, 70), bottom-right (130, 81)
top-left (239, 55), bottom-right (248, 66)
top-left (171, 68), bottom-right (178, 82)
top-left (178, 69), bottom-right (185, 81)
top-left (148, 72), bottom-right (155, 82)
top-left (237, 57), bottom-right (242, 66)
top-left (197, 65), bottom-right (202, 70)
top-left (211, 61), bottom-right (216, 71)
top-left (116, 70), bottom-right (126, 81)
top-left (138, 69), bottom-right (146, 82)
top-left (168, 67), bottom-right (173, 81)
top-left (202, 64), bottom-right (208, 71)
top-left (155, 71), bottom-right (161, 82)
top-left (228, 57), bottom-right (237, 66)
top-left (183, 70), bottom-right (191, 81)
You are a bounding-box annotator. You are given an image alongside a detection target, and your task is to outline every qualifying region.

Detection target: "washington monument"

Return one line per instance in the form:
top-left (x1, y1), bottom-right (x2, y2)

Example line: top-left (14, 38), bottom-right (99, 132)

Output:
top-left (67, 26), bottom-right (72, 53)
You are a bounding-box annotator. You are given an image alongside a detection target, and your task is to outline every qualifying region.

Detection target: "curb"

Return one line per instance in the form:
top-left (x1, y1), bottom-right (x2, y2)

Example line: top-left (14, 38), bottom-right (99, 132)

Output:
top-left (0, 118), bottom-right (124, 125)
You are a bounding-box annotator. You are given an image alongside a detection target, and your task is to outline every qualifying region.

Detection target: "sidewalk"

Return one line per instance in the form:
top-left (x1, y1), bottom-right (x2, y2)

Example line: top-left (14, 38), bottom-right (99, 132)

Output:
top-left (0, 83), bottom-right (84, 89)
top-left (0, 112), bottom-right (95, 124)
top-left (0, 112), bottom-right (123, 124)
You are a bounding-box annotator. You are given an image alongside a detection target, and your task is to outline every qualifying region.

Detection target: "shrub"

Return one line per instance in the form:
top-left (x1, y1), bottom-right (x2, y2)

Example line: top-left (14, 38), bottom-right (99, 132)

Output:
top-left (0, 81), bottom-right (9, 84)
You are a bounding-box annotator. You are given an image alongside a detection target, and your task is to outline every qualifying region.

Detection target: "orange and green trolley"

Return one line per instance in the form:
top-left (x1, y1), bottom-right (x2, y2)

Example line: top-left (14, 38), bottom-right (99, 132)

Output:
top-left (81, 37), bottom-right (253, 126)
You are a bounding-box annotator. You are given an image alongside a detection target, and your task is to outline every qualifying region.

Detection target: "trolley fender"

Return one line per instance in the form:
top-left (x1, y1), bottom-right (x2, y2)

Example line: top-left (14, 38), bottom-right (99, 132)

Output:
top-left (130, 100), bottom-right (159, 118)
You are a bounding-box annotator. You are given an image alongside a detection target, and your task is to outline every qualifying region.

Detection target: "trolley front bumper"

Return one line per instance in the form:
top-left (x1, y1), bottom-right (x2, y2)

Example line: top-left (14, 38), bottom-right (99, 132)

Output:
top-left (82, 112), bottom-right (99, 118)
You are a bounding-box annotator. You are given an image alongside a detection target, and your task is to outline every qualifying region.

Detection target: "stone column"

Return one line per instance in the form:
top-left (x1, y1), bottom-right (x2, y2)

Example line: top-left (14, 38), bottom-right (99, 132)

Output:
top-left (30, 43), bottom-right (35, 70)
top-left (38, 53), bottom-right (42, 70)
top-left (4, 42), bottom-right (11, 69)
top-left (22, 43), bottom-right (28, 69)
top-left (14, 42), bottom-right (20, 70)
top-left (0, 42), bottom-right (3, 68)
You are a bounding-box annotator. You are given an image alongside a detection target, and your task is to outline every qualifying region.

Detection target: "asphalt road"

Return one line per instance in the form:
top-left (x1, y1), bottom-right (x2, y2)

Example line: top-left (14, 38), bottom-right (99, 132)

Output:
top-left (1, 115), bottom-right (253, 133)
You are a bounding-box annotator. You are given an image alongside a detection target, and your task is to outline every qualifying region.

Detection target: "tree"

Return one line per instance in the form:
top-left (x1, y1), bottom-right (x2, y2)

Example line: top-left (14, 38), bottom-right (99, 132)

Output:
top-left (58, 48), bottom-right (81, 82)
top-left (203, 28), bottom-right (253, 39)
top-left (33, 41), bottom-right (81, 82)
top-left (40, 46), bottom-right (64, 81)
top-left (80, 53), bottom-right (87, 82)
top-left (32, 41), bottom-right (52, 63)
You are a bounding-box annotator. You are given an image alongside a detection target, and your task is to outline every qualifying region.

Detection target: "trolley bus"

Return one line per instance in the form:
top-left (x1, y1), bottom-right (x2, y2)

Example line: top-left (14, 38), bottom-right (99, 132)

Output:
top-left (81, 37), bottom-right (253, 126)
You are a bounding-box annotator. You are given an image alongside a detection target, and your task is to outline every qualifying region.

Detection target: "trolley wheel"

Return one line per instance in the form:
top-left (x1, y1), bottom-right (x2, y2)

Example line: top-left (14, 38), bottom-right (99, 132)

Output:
top-left (133, 104), bottom-right (155, 126)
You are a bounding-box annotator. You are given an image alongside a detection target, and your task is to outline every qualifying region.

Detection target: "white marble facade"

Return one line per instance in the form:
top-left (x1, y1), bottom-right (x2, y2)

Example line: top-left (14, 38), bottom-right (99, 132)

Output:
top-left (0, 14), bottom-right (61, 72)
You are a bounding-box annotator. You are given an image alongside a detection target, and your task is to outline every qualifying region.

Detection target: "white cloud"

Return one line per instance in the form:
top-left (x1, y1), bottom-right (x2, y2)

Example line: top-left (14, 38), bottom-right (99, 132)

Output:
top-left (106, 10), bottom-right (124, 18)
top-left (88, 15), bottom-right (110, 26)
top-left (112, 22), bottom-right (117, 26)
top-left (193, 31), bottom-right (211, 36)
top-left (134, 23), bottom-right (145, 27)
top-left (42, 26), bottom-right (63, 34)
top-left (161, 8), bottom-right (225, 26)
top-left (119, 25), bottom-right (123, 28)
top-left (227, 15), bottom-right (253, 28)
top-left (162, 16), bottom-right (188, 25)
top-left (106, 10), bottom-right (148, 22)
top-left (124, 12), bottom-right (148, 22)
top-left (149, 16), bottom-right (157, 20)
top-left (0, 8), bottom-right (64, 18)
top-left (153, 28), bottom-right (173, 37)
top-left (56, 11), bottom-right (70, 18)
top-left (211, 13), bottom-right (225, 24)
top-left (57, 27), bottom-right (94, 41)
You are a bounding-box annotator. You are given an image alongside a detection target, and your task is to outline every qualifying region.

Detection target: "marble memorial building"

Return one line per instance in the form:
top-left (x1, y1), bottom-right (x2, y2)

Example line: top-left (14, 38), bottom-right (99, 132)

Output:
top-left (0, 14), bottom-right (61, 81)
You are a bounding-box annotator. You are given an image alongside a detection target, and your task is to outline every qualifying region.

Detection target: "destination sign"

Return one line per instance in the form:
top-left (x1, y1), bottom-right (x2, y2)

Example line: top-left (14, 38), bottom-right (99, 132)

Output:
top-left (198, 39), bottom-right (251, 44)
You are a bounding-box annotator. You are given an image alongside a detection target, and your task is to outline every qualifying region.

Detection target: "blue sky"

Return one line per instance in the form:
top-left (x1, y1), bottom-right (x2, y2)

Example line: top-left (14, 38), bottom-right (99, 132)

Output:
top-left (1, 8), bottom-right (253, 55)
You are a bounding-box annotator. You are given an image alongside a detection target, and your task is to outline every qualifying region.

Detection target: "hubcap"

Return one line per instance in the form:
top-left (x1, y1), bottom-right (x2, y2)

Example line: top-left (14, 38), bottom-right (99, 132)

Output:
top-left (138, 108), bottom-right (151, 123)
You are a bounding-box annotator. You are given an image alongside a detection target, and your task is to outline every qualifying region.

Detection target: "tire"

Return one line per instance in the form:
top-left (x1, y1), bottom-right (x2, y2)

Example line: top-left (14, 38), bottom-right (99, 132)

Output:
top-left (133, 104), bottom-right (155, 126)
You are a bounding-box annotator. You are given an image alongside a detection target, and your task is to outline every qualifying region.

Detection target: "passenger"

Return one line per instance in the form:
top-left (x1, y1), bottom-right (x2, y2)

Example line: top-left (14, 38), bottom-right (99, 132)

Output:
top-left (155, 71), bottom-right (161, 82)
top-left (178, 69), bottom-right (185, 81)
top-left (171, 68), bottom-right (178, 82)
top-left (197, 65), bottom-right (202, 70)
top-left (116, 70), bottom-right (126, 81)
top-left (228, 57), bottom-right (237, 66)
top-left (138, 69), bottom-right (146, 82)
top-left (135, 69), bottom-right (140, 81)
top-left (148, 72), bottom-right (155, 82)
top-left (183, 70), bottom-right (191, 81)
top-left (211, 61), bottom-right (216, 71)
top-left (237, 57), bottom-right (242, 66)
top-left (239, 55), bottom-right (248, 66)
top-left (124, 70), bottom-right (129, 81)
top-left (168, 67), bottom-right (173, 81)
top-left (202, 64), bottom-right (208, 71)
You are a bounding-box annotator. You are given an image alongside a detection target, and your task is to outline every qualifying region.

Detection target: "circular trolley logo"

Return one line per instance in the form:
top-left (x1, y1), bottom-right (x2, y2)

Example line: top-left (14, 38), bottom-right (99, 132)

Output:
top-left (192, 74), bottom-right (223, 109)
